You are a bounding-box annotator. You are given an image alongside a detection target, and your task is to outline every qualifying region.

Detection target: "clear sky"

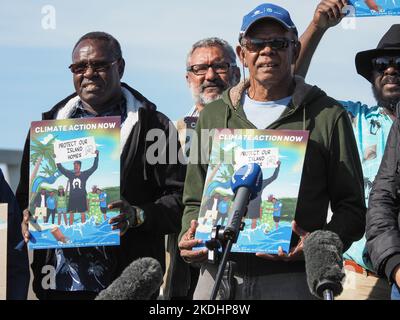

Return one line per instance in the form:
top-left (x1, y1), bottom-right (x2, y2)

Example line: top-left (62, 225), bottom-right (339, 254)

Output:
top-left (1, 0), bottom-right (399, 151)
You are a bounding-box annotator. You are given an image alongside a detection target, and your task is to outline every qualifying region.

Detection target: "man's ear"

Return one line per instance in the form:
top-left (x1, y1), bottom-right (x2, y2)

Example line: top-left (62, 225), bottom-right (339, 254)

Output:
top-left (185, 72), bottom-right (191, 87)
top-left (234, 66), bottom-right (241, 83)
top-left (293, 41), bottom-right (301, 63)
top-left (236, 45), bottom-right (246, 67)
top-left (118, 58), bottom-right (125, 79)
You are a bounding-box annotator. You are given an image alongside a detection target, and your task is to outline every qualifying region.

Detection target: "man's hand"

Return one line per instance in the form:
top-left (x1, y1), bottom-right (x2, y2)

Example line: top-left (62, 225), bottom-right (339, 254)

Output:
top-left (21, 209), bottom-right (31, 243)
top-left (178, 220), bottom-right (208, 264)
top-left (312, 0), bottom-right (348, 30)
top-left (108, 199), bottom-right (137, 236)
top-left (256, 220), bottom-right (310, 262)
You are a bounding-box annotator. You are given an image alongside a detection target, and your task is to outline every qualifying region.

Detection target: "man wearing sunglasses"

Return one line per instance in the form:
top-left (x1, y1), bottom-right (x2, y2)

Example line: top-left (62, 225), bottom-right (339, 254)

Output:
top-left (298, 0), bottom-right (400, 300)
top-left (16, 32), bottom-right (185, 300)
top-left (179, 3), bottom-right (365, 300)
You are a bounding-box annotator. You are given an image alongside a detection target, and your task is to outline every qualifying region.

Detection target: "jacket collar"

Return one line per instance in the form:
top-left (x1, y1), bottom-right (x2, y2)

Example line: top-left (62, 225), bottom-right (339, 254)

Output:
top-left (42, 82), bottom-right (157, 120)
top-left (226, 75), bottom-right (315, 111)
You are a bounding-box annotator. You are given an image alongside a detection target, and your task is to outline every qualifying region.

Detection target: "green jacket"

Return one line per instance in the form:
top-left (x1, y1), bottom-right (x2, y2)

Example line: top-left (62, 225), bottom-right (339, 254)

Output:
top-left (180, 76), bottom-right (366, 252)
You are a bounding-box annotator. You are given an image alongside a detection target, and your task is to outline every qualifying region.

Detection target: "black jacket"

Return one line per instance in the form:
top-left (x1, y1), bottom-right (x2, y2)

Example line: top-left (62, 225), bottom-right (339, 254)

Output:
top-left (366, 119), bottom-right (400, 282)
top-left (1, 169), bottom-right (30, 299)
top-left (16, 83), bottom-right (186, 297)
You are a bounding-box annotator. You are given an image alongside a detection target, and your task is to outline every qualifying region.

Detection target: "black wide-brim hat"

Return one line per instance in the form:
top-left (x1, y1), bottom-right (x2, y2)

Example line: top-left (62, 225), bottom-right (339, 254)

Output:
top-left (355, 24), bottom-right (400, 83)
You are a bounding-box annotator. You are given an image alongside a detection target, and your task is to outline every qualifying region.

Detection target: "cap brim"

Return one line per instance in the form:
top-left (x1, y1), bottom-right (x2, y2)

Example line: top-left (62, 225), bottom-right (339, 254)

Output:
top-left (240, 16), bottom-right (296, 39)
top-left (356, 48), bottom-right (400, 82)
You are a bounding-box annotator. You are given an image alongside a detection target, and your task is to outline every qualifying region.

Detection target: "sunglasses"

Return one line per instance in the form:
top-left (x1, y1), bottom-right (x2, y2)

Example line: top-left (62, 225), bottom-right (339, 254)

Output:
top-left (186, 62), bottom-right (236, 76)
top-left (68, 59), bottom-right (120, 74)
top-left (372, 56), bottom-right (400, 73)
top-left (241, 37), bottom-right (297, 52)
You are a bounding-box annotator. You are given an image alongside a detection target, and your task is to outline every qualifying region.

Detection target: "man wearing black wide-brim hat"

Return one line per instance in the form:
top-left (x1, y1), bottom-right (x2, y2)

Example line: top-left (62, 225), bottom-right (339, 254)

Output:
top-left (298, 1), bottom-right (400, 300)
top-left (365, 24), bottom-right (400, 300)
top-left (355, 24), bottom-right (400, 113)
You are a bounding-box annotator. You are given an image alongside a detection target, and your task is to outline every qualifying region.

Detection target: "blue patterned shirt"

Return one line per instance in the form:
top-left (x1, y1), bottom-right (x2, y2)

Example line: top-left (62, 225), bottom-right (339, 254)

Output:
top-left (341, 100), bottom-right (393, 271)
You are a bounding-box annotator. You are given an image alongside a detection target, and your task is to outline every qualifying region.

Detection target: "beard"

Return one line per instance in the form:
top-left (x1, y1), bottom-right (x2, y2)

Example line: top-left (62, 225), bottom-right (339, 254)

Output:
top-left (190, 73), bottom-right (240, 106)
top-left (194, 91), bottom-right (223, 106)
top-left (372, 75), bottom-right (400, 113)
top-left (372, 84), bottom-right (400, 114)
top-left (190, 82), bottom-right (225, 106)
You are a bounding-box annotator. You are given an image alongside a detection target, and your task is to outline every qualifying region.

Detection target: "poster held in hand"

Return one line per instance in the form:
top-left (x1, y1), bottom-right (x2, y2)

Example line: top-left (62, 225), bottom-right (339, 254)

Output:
top-left (28, 116), bottom-right (121, 250)
top-left (195, 129), bottom-right (309, 255)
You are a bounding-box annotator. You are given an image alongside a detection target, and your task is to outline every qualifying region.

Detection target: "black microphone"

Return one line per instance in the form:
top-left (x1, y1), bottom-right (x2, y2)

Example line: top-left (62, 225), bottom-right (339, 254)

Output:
top-left (303, 230), bottom-right (345, 300)
top-left (223, 163), bottom-right (263, 241)
top-left (96, 257), bottom-right (163, 300)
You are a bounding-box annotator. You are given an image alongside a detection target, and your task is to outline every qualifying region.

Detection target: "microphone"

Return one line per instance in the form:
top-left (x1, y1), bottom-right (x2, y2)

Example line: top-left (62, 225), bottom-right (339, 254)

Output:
top-left (223, 163), bottom-right (263, 241)
top-left (303, 230), bottom-right (345, 300)
top-left (96, 257), bottom-right (163, 300)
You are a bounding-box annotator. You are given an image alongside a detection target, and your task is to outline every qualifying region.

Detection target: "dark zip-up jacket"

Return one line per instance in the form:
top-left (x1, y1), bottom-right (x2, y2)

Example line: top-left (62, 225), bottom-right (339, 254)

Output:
top-left (180, 76), bottom-right (365, 275)
top-left (16, 83), bottom-right (186, 298)
top-left (366, 119), bottom-right (400, 282)
top-left (1, 169), bottom-right (30, 299)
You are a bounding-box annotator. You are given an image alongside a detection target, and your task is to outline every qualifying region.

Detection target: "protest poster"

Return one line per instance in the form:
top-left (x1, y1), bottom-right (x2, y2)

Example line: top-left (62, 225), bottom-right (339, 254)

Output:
top-left (28, 116), bottom-right (121, 250)
top-left (195, 129), bottom-right (309, 254)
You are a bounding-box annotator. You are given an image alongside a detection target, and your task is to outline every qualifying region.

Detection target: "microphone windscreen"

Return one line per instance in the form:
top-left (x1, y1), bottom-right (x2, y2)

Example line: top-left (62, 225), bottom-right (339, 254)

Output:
top-left (96, 257), bottom-right (163, 300)
top-left (231, 163), bottom-right (263, 200)
top-left (303, 230), bottom-right (344, 298)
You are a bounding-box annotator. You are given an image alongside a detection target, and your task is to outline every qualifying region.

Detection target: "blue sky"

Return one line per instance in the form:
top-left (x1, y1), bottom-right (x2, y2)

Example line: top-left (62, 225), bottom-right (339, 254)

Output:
top-left (1, 0), bottom-right (399, 151)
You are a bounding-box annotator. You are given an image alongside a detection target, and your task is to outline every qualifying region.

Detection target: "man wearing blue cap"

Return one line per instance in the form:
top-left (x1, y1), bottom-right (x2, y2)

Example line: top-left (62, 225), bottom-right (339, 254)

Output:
top-left (179, 3), bottom-right (365, 299)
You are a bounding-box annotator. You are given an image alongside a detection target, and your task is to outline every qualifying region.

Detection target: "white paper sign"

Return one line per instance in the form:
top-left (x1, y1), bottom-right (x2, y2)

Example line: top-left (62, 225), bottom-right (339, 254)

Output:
top-left (0, 203), bottom-right (8, 300)
top-left (234, 148), bottom-right (279, 170)
top-left (54, 137), bottom-right (97, 163)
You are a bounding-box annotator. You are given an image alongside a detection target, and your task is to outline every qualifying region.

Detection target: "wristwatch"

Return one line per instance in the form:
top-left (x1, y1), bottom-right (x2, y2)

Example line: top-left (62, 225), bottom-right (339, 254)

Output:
top-left (131, 206), bottom-right (145, 228)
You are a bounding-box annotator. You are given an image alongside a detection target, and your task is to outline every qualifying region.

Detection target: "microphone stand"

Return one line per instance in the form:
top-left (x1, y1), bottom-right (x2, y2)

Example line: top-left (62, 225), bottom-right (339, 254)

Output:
top-left (322, 290), bottom-right (334, 301)
top-left (206, 204), bottom-right (247, 300)
top-left (209, 237), bottom-right (235, 300)
top-left (316, 280), bottom-right (340, 301)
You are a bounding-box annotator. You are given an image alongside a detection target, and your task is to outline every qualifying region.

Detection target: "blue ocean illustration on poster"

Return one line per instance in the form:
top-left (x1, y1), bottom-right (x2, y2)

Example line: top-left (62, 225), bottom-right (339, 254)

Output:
top-left (348, 0), bottom-right (400, 16)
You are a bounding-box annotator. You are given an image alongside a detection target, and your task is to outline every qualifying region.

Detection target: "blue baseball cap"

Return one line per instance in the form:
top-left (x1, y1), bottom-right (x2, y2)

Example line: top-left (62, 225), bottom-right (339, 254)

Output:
top-left (239, 3), bottom-right (298, 41)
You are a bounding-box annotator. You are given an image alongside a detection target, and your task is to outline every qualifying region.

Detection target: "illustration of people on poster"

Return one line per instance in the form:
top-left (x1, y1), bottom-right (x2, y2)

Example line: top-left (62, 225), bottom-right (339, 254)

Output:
top-left (28, 116), bottom-right (121, 250)
top-left (195, 129), bottom-right (309, 255)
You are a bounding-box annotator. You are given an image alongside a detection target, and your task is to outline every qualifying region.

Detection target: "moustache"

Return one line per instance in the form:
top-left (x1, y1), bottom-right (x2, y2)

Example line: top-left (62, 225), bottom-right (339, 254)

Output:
top-left (81, 80), bottom-right (102, 87)
top-left (200, 81), bottom-right (227, 93)
top-left (381, 76), bottom-right (400, 86)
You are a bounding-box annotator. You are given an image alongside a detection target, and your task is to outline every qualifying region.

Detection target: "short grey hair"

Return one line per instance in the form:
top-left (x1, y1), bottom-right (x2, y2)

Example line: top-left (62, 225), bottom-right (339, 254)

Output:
top-left (73, 31), bottom-right (122, 60)
top-left (186, 37), bottom-right (236, 68)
